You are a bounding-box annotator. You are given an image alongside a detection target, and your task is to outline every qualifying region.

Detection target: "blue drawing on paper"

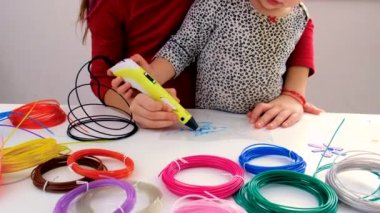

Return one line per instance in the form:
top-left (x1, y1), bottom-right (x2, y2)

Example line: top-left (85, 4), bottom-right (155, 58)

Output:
top-left (181, 122), bottom-right (226, 136)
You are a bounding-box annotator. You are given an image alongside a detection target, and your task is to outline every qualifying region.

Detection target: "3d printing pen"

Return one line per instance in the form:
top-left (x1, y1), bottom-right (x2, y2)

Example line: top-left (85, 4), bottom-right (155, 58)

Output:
top-left (110, 59), bottom-right (199, 130)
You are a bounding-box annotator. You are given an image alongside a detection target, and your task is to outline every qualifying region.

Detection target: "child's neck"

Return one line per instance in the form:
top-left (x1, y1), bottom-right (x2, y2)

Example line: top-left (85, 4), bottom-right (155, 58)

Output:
top-left (250, 0), bottom-right (292, 18)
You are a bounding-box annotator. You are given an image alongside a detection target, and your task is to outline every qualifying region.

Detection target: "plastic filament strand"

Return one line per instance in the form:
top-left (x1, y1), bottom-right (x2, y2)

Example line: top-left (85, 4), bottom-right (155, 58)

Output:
top-left (0, 124), bottom-right (45, 139)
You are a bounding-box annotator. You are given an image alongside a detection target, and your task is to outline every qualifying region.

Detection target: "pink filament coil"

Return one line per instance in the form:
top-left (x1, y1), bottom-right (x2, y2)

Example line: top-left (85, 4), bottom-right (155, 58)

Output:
top-left (160, 155), bottom-right (244, 198)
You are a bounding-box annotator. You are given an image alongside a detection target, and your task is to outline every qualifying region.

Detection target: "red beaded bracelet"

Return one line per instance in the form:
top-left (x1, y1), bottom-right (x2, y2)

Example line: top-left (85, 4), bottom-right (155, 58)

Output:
top-left (67, 148), bottom-right (134, 180)
top-left (281, 89), bottom-right (306, 106)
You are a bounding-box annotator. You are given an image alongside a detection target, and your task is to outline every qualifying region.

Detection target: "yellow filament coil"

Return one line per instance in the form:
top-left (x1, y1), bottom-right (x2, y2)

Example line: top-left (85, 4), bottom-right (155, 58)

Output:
top-left (1, 138), bottom-right (69, 173)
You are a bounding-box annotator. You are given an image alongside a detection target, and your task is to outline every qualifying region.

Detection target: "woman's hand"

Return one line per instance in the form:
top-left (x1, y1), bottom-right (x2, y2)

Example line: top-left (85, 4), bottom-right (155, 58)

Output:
top-left (247, 95), bottom-right (322, 129)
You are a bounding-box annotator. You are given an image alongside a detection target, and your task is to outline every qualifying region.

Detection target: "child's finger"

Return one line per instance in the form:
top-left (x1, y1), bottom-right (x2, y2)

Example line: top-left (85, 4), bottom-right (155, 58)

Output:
top-left (281, 112), bottom-right (302, 128)
top-left (248, 103), bottom-right (272, 124)
top-left (165, 88), bottom-right (180, 102)
top-left (117, 82), bottom-right (131, 93)
top-left (132, 93), bottom-right (174, 114)
top-left (135, 116), bottom-right (177, 129)
top-left (111, 77), bottom-right (125, 89)
top-left (161, 103), bottom-right (174, 112)
top-left (254, 106), bottom-right (281, 128)
top-left (107, 70), bottom-right (114, 76)
top-left (266, 110), bottom-right (292, 129)
top-left (166, 88), bottom-right (177, 97)
top-left (124, 89), bottom-right (134, 103)
top-left (304, 102), bottom-right (324, 115)
top-left (130, 94), bottom-right (177, 128)
top-left (130, 54), bottom-right (151, 71)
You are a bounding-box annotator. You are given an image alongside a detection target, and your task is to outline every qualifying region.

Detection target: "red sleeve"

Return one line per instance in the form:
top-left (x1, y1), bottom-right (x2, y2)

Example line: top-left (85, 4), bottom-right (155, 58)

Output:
top-left (286, 19), bottom-right (315, 76)
top-left (87, 0), bottom-right (127, 102)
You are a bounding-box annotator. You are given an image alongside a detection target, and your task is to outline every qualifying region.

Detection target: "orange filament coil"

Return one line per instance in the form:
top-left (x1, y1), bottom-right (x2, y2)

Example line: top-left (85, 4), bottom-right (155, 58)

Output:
top-left (1, 138), bottom-right (69, 173)
top-left (67, 148), bottom-right (134, 180)
top-left (9, 99), bottom-right (66, 129)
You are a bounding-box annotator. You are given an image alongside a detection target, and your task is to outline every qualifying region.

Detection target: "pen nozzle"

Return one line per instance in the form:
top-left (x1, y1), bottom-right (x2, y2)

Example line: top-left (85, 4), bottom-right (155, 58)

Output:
top-left (185, 117), bottom-right (198, 131)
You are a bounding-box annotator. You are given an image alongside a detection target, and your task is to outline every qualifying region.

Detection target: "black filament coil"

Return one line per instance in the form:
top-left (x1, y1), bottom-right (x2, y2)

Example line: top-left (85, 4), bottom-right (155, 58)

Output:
top-left (67, 56), bottom-right (138, 141)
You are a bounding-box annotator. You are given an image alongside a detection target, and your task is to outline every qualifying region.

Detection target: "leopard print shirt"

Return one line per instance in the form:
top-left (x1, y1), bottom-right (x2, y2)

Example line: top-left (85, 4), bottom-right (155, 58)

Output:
top-left (156, 0), bottom-right (309, 113)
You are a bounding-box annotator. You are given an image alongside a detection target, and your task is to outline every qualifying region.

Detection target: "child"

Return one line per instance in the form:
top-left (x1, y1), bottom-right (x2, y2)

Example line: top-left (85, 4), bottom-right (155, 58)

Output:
top-left (127, 0), bottom-right (322, 129)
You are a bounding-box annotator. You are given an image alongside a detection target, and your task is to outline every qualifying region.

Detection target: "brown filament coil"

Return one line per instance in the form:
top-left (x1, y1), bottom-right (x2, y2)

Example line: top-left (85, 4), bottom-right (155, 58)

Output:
top-left (31, 155), bottom-right (107, 192)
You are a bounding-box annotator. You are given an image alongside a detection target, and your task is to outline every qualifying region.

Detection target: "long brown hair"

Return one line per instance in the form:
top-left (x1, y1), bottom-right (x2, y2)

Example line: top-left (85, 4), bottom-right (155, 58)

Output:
top-left (78, 0), bottom-right (89, 44)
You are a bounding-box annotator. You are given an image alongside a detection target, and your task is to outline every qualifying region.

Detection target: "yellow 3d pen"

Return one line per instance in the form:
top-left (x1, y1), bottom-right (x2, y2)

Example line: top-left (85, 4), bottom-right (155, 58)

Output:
top-left (110, 59), bottom-right (198, 130)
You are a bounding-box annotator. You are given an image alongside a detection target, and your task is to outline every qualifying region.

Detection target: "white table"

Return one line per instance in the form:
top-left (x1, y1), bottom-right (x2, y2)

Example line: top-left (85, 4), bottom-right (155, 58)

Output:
top-left (0, 104), bottom-right (379, 212)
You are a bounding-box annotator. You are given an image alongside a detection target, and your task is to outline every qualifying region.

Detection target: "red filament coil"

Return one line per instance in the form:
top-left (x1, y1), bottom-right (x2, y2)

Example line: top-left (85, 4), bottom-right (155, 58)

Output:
top-left (9, 99), bottom-right (66, 129)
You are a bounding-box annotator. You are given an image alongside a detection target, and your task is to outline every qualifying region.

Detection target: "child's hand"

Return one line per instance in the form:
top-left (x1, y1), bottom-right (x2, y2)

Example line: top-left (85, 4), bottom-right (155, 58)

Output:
top-left (247, 95), bottom-right (304, 129)
top-left (129, 89), bottom-right (178, 129)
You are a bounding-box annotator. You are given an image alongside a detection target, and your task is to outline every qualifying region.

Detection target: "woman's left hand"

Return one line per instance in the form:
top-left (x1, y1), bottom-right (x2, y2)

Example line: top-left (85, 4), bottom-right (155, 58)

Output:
top-left (247, 95), bottom-right (307, 129)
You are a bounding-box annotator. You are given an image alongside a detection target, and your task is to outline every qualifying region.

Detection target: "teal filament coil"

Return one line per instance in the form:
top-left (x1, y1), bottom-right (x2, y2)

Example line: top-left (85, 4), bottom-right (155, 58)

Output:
top-left (234, 170), bottom-right (338, 213)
